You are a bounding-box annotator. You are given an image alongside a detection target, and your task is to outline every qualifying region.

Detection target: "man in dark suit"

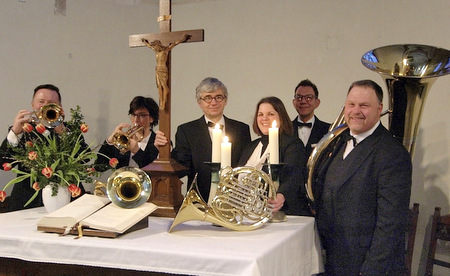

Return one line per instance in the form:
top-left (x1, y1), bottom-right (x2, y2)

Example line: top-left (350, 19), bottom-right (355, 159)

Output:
top-left (154, 77), bottom-right (251, 201)
top-left (314, 80), bottom-right (412, 275)
top-left (0, 84), bottom-right (88, 211)
top-left (292, 79), bottom-right (330, 158)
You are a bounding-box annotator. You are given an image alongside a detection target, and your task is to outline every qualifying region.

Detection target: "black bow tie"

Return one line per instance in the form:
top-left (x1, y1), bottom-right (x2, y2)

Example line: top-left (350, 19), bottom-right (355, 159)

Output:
top-left (207, 121), bottom-right (224, 130)
top-left (343, 131), bottom-right (357, 147)
top-left (298, 122), bottom-right (312, 128)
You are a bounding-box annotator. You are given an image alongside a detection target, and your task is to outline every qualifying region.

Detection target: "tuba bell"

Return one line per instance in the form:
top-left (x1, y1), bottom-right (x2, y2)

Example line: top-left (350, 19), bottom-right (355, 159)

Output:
top-left (111, 125), bottom-right (144, 154)
top-left (94, 167), bottom-right (151, 208)
top-left (306, 44), bottom-right (450, 203)
top-left (168, 166), bottom-right (276, 232)
top-left (30, 103), bottom-right (64, 128)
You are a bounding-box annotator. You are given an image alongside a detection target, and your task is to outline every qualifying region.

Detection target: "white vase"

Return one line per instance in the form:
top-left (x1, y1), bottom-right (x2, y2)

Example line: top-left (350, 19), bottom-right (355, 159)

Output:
top-left (42, 185), bottom-right (71, 213)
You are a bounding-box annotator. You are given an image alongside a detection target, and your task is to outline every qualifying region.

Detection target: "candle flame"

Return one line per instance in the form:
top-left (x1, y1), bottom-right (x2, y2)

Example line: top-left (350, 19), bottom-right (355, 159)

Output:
top-left (272, 120), bottom-right (277, 128)
top-left (223, 136), bottom-right (229, 143)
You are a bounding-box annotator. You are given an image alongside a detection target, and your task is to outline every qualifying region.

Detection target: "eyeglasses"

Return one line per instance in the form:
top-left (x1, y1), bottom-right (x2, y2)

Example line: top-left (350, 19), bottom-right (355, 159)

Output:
top-left (294, 94), bottom-right (316, 102)
top-left (200, 95), bottom-right (226, 103)
top-left (129, 113), bottom-right (151, 120)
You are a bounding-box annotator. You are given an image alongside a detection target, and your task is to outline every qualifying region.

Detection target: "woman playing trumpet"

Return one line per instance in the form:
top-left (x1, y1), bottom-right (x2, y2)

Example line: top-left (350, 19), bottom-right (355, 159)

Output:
top-left (96, 96), bottom-right (159, 170)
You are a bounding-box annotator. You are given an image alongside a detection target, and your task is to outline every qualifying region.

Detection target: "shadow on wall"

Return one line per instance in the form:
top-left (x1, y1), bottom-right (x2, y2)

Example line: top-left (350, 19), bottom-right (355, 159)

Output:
top-left (412, 126), bottom-right (450, 275)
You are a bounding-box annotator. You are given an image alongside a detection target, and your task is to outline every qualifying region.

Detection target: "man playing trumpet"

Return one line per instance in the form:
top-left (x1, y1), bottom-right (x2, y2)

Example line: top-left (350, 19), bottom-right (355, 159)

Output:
top-left (0, 84), bottom-right (88, 211)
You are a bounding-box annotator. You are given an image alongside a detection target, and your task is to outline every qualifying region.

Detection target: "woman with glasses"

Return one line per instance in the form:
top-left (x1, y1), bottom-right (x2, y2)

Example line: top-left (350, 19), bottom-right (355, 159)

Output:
top-left (237, 96), bottom-right (311, 216)
top-left (95, 96), bottom-right (159, 170)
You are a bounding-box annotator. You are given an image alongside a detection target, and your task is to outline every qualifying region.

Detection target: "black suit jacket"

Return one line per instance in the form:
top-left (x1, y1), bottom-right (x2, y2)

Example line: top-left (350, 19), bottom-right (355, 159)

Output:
top-left (171, 115), bottom-right (251, 201)
top-left (95, 131), bottom-right (158, 170)
top-left (315, 124), bottom-right (412, 275)
top-left (292, 115), bottom-right (330, 157)
top-left (237, 134), bottom-right (311, 216)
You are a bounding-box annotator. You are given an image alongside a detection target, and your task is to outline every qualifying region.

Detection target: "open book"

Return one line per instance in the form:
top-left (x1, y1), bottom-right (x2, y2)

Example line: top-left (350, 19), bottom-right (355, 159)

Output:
top-left (37, 194), bottom-right (158, 238)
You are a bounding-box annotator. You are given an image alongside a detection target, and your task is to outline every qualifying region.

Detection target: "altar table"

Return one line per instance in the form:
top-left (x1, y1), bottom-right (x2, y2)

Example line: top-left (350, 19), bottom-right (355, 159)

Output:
top-left (0, 207), bottom-right (323, 276)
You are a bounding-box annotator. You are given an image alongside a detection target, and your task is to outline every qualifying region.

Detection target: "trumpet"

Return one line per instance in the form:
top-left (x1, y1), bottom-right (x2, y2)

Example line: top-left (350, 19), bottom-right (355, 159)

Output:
top-left (30, 103), bottom-right (64, 128)
top-left (112, 125), bottom-right (144, 154)
top-left (94, 167), bottom-right (152, 209)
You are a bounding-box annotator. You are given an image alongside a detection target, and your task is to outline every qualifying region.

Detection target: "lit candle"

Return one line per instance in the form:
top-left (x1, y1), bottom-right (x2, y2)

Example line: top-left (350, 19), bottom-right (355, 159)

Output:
top-left (211, 123), bottom-right (222, 163)
top-left (269, 120), bottom-right (279, 164)
top-left (221, 136), bottom-right (231, 168)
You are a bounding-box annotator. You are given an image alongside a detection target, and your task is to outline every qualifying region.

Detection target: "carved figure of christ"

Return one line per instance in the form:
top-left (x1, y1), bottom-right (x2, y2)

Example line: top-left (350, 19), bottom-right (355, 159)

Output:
top-left (129, 0), bottom-right (204, 160)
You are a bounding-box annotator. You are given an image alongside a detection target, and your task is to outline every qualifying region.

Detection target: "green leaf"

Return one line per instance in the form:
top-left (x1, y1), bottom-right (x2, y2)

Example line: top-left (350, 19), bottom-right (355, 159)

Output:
top-left (24, 190), bottom-right (40, 207)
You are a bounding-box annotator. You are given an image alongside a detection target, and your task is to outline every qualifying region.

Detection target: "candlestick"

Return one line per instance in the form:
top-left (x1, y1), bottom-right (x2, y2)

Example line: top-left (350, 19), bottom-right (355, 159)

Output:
top-left (269, 120), bottom-right (279, 164)
top-left (211, 123), bottom-right (222, 163)
top-left (266, 163), bottom-right (287, 223)
top-left (204, 162), bottom-right (221, 206)
top-left (221, 136), bottom-right (231, 168)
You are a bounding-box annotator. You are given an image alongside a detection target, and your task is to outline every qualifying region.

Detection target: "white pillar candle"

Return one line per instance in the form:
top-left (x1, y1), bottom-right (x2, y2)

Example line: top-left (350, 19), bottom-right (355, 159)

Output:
top-left (211, 123), bottom-right (222, 163)
top-left (221, 136), bottom-right (232, 168)
top-left (269, 120), bottom-right (279, 164)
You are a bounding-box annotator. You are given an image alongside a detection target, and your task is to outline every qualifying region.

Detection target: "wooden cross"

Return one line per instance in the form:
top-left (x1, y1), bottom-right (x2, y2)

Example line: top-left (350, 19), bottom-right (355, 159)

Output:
top-left (129, 0), bottom-right (204, 217)
top-left (130, 0), bottom-right (204, 161)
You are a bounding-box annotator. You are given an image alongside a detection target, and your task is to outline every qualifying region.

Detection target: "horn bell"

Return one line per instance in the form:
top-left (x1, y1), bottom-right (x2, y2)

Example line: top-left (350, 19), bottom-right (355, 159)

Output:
top-left (362, 44), bottom-right (450, 156)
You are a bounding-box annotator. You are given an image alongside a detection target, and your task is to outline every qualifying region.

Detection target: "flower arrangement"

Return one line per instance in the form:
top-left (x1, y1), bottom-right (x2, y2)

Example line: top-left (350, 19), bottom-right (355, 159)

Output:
top-left (0, 106), bottom-right (118, 206)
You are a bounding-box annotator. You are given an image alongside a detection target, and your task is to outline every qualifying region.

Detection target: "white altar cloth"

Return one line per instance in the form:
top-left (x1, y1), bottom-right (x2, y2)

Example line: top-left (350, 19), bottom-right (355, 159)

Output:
top-left (0, 207), bottom-right (323, 276)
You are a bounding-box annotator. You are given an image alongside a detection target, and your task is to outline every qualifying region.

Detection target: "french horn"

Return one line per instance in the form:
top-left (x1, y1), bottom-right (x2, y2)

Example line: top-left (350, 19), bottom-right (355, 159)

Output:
top-left (30, 103), bottom-right (64, 128)
top-left (112, 125), bottom-right (144, 154)
top-left (307, 44), bottom-right (450, 203)
top-left (168, 166), bottom-right (276, 232)
top-left (94, 167), bottom-right (151, 208)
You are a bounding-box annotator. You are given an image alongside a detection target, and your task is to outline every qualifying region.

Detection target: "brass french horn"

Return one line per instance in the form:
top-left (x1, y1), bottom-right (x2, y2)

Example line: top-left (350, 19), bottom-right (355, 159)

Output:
top-left (30, 103), bottom-right (64, 128)
top-left (111, 125), bottom-right (144, 154)
top-left (94, 167), bottom-right (151, 209)
top-left (168, 166), bottom-right (276, 232)
top-left (307, 44), bottom-right (450, 203)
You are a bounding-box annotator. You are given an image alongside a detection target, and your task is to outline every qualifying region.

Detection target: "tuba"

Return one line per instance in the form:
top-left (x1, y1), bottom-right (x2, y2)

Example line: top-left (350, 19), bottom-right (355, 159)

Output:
top-left (111, 125), bottom-right (144, 154)
top-left (306, 44), bottom-right (450, 203)
top-left (94, 167), bottom-right (151, 208)
top-left (30, 103), bottom-right (64, 128)
top-left (168, 166), bottom-right (276, 232)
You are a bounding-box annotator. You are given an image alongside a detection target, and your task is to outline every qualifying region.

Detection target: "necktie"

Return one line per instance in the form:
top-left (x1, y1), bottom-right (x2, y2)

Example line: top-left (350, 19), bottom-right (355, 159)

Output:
top-left (343, 131), bottom-right (357, 147)
top-left (298, 122), bottom-right (312, 128)
top-left (207, 121), bottom-right (224, 130)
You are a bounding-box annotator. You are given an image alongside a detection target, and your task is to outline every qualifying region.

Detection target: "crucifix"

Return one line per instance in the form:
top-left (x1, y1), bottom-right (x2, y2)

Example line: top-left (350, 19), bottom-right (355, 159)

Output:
top-left (129, 0), bottom-right (204, 217)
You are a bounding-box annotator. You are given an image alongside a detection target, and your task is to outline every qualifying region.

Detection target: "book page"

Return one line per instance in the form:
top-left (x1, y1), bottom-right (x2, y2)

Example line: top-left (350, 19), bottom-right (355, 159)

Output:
top-left (37, 194), bottom-right (111, 228)
top-left (80, 202), bottom-right (157, 233)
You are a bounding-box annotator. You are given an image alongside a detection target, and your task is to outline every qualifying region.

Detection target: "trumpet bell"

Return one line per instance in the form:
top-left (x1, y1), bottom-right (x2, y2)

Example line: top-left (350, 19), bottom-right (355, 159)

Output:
top-left (112, 125), bottom-right (144, 154)
top-left (31, 103), bottom-right (64, 128)
top-left (106, 167), bottom-right (151, 208)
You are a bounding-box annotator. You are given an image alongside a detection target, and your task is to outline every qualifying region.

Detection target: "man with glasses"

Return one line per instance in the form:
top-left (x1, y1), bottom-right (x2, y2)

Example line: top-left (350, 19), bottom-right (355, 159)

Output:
top-left (96, 96), bottom-right (159, 169)
top-left (154, 77), bottom-right (251, 200)
top-left (292, 79), bottom-right (330, 157)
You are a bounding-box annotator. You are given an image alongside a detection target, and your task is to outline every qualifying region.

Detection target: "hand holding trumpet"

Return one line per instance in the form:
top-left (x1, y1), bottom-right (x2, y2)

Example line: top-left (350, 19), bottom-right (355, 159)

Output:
top-left (11, 103), bottom-right (66, 137)
top-left (107, 123), bottom-right (144, 154)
